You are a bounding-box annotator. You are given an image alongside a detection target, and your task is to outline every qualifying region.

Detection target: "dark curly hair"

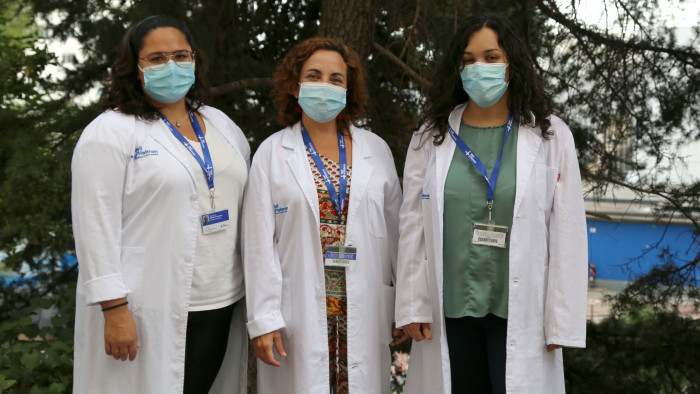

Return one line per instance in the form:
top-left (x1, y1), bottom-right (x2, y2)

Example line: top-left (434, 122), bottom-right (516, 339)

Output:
top-left (272, 37), bottom-right (368, 132)
top-left (421, 13), bottom-right (553, 144)
top-left (100, 15), bottom-right (211, 119)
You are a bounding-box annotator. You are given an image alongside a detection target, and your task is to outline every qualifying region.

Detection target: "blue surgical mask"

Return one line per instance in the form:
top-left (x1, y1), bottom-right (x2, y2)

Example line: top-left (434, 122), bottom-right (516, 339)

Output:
top-left (141, 61), bottom-right (195, 104)
top-left (297, 82), bottom-right (347, 123)
top-left (460, 62), bottom-right (509, 108)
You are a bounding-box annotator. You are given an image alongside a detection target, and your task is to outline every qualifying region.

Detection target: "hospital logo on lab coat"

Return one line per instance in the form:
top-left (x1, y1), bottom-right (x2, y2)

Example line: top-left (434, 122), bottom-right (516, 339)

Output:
top-left (131, 146), bottom-right (159, 160)
top-left (274, 204), bottom-right (288, 214)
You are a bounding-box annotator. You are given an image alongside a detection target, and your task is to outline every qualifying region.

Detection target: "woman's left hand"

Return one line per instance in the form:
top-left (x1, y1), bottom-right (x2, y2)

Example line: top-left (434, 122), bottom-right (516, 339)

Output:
top-left (546, 344), bottom-right (563, 352)
top-left (391, 323), bottom-right (410, 345)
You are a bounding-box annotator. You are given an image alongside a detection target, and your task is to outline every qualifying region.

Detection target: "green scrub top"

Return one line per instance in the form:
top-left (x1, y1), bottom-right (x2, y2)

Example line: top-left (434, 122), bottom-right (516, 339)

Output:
top-left (443, 120), bottom-right (518, 319)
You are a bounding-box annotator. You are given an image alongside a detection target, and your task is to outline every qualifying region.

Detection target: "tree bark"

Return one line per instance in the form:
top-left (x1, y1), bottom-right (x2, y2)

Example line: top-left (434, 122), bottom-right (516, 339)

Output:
top-left (318, 0), bottom-right (376, 59)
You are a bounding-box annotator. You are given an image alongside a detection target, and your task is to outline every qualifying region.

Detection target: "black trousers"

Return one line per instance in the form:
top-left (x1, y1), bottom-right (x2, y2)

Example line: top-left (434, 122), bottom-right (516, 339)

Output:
top-left (445, 314), bottom-right (507, 394)
top-left (183, 302), bottom-right (236, 394)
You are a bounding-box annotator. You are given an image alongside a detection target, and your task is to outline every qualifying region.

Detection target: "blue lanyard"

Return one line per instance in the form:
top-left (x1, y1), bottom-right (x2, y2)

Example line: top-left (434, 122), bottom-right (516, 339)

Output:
top-left (301, 124), bottom-right (348, 219)
top-left (448, 110), bottom-right (514, 203)
top-left (160, 108), bottom-right (214, 191)
top-left (161, 108), bottom-right (218, 211)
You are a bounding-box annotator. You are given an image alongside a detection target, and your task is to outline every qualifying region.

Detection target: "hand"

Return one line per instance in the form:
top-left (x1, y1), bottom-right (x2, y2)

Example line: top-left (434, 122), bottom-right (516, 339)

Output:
top-left (391, 323), bottom-right (411, 345)
top-left (402, 322), bottom-right (433, 342)
top-left (253, 330), bottom-right (287, 367)
top-left (101, 299), bottom-right (139, 361)
top-left (547, 344), bottom-right (563, 352)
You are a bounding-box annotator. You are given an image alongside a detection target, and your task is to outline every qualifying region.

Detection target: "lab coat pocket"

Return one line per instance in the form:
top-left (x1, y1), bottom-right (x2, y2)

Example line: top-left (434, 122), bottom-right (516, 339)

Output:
top-left (535, 165), bottom-right (558, 211)
top-left (381, 284), bottom-right (396, 345)
top-left (281, 278), bottom-right (294, 335)
top-left (366, 191), bottom-right (388, 238)
top-left (121, 246), bottom-right (146, 313)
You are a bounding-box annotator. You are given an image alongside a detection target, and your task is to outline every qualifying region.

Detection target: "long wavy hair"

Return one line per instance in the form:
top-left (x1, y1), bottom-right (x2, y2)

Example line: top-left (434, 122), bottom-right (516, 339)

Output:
top-left (100, 15), bottom-right (211, 120)
top-left (421, 13), bottom-right (553, 144)
top-left (272, 37), bottom-right (368, 132)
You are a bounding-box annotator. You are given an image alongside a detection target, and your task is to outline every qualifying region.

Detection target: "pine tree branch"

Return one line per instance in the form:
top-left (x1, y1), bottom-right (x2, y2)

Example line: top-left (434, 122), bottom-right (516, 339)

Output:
top-left (398, 0), bottom-right (421, 60)
top-left (210, 77), bottom-right (273, 95)
top-left (535, 0), bottom-right (700, 69)
top-left (372, 41), bottom-right (430, 89)
top-left (583, 171), bottom-right (700, 233)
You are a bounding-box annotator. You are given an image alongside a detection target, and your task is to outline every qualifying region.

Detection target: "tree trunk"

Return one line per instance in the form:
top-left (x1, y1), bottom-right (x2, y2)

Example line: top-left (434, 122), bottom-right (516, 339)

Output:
top-left (318, 0), bottom-right (376, 59)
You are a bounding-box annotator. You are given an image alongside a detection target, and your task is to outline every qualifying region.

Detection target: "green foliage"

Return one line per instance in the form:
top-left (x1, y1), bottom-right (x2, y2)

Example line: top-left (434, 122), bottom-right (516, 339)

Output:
top-left (0, 1), bottom-right (54, 108)
top-left (0, 99), bottom-right (90, 319)
top-left (0, 283), bottom-right (75, 393)
top-left (0, 0), bottom-right (698, 392)
top-left (565, 310), bottom-right (700, 393)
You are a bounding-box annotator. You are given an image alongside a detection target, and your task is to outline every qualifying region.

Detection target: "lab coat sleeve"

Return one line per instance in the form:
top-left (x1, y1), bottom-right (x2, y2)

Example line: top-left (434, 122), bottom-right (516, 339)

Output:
top-left (395, 131), bottom-right (434, 328)
top-left (201, 105), bottom-right (250, 168)
top-left (224, 111), bottom-right (251, 168)
top-left (544, 121), bottom-right (588, 348)
top-left (71, 114), bottom-right (132, 306)
top-left (381, 141), bottom-right (403, 284)
top-left (242, 141), bottom-right (286, 338)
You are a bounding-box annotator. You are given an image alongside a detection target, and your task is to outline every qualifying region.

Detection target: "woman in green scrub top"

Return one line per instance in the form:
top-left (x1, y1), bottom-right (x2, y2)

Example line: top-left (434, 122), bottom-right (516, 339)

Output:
top-left (395, 13), bottom-right (588, 394)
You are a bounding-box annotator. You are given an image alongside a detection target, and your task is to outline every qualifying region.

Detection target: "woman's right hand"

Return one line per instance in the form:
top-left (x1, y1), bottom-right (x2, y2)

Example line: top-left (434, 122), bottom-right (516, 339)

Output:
top-left (101, 298), bottom-right (139, 361)
top-left (402, 322), bottom-right (433, 342)
top-left (253, 330), bottom-right (287, 367)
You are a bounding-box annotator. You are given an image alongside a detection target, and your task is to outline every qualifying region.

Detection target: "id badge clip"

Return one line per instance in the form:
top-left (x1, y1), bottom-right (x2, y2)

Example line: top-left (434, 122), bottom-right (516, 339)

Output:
top-left (201, 209), bottom-right (230, 234)
top-left (324, 245), bottom-right (358, 267)
top-left (472, 200), bottom-right (508, 248)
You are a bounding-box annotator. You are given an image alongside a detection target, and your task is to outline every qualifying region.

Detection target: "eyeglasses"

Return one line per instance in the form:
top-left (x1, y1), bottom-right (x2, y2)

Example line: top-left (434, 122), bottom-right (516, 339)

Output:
top-left (138, 50), bottom-right (195, 71)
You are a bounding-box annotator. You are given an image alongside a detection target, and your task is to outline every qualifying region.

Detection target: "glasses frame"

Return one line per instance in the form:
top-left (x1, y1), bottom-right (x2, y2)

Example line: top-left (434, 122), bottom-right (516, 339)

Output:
top-left (138, 50), bottom-right (196, 71)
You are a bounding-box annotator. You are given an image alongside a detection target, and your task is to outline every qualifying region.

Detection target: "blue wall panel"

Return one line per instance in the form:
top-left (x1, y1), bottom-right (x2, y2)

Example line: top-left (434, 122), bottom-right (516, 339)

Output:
top-left (586, 220), bottom-right (696, 281)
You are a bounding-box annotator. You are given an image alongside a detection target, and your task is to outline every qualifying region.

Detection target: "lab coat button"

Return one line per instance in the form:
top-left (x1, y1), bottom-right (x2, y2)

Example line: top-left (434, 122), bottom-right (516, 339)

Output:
top-left (190, 195), bottom-right (197, 201)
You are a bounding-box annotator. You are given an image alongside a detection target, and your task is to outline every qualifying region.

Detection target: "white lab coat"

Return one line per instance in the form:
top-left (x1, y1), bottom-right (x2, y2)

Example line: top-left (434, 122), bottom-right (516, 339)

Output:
top-left (242, 123), bottom-right (402, 394)
top-left (395, 103), bottom-right (588, 394)
top-left (71, 106), bottom-right (250, 394)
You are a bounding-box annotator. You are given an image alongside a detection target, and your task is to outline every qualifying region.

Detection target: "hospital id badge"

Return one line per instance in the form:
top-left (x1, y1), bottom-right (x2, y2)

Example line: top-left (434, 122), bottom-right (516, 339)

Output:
top-left (324, 246), bottom-right (358, 267)
top-left (472, 222), bottom-right (508, 248)
top-left (201, 209), bottom-right (229, 234)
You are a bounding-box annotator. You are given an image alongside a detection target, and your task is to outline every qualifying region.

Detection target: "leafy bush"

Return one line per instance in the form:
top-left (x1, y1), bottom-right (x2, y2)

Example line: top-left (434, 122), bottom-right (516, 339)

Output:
top-left (565, 309), bottom-right (700, 394)
top-left (0, 282), bottom-right (75, 393)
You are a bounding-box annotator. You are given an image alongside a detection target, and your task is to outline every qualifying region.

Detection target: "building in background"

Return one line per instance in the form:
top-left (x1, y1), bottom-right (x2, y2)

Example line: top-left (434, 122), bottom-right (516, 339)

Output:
top-left (585, 186), bottom-right (698, 291)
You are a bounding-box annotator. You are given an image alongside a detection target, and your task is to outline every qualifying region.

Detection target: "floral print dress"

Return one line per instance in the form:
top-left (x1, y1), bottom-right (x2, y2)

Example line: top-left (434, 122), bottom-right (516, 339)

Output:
top-left (307, 150), bottom-right (351, 394)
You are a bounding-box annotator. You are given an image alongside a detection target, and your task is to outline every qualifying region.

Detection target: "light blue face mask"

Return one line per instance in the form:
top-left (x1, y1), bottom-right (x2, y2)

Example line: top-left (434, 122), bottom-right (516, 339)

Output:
top-left (141, 61), bottom-right (195, 104)
top-left (460, 62), bottom-right (509, 108)
top-left (297, 82), bottom-right (347, 123)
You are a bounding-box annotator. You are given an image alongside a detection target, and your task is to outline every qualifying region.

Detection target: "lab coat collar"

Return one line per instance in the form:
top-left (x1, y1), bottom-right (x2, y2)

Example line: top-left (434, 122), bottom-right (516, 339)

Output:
top-left (281, 123), bottom-right (320, 223)
top-left (149, 117), bottom-right (197, 186)
top-left (514, 121), bottom-right (542, 217)
top-left (346, 127), bottom-right (373, 242)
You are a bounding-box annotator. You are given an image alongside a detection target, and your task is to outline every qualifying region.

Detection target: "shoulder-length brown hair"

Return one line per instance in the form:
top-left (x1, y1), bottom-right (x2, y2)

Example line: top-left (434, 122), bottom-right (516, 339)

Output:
top-left (272, 37), bottom-right (368, 131)
top-left (100, 15), bottom-right (211, 120)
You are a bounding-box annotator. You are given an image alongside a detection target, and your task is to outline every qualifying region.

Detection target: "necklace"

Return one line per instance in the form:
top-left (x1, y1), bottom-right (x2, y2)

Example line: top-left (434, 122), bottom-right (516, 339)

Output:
top-left (172, 114), bottom-right (189, 128)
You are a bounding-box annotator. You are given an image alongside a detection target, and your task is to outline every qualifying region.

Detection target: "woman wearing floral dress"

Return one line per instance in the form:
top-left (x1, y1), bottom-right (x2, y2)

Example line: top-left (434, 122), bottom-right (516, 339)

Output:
top-left (242, 37), bottom-right (403, 393)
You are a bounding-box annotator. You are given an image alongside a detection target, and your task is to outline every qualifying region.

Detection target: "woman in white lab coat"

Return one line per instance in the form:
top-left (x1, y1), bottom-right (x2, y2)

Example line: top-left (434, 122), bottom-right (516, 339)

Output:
top-left (242, 37), bottom-right (403, 394)
top-left (395, 14), bottom-right (588, 394)
top-left (72, 15), bottom-right (249, 394)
